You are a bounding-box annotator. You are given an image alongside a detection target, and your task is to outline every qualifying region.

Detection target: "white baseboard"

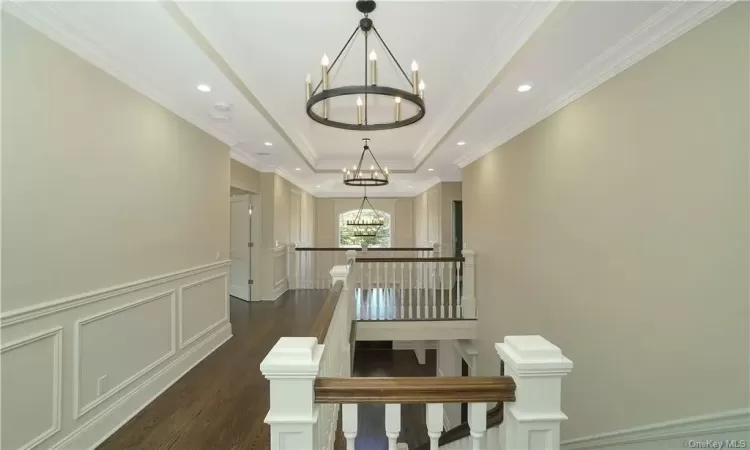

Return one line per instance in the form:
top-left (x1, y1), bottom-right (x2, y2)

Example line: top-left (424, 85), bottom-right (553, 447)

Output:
top-left (54, 322), bottom-right (232, 449)
top-left (260, 285), bottom-right (287, 301)
top-left (561, 409), bottom-right (750, 450)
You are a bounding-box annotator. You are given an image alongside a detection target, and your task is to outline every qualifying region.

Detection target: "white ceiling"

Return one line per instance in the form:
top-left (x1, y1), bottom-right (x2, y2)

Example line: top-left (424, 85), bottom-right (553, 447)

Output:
top-left (5, 1), bottom-right (731, 197)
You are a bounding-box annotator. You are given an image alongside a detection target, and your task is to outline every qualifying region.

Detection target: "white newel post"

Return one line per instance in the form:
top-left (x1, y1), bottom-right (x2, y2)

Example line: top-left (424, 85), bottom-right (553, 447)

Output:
top-left (461, 249), bottom-right (476, 318)
top-left (330, 264), bottom-right (352, 376)
top-left (346, 249), bottom-right (357, 265)
top-left (496, 336), bottom-right (573, 450)
top-left (288, 243), bottom-right (295, 290)
top-left (260, 337), bottom-right (322, 450)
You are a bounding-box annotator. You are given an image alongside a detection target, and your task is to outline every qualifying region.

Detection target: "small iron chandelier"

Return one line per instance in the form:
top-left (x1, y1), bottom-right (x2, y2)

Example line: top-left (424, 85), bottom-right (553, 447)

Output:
top-left (348, 188), bottom-right (385, 238)
top-left (305, 0), bottom-right (426, 131)
top-left (343, 138), bottom-right (389, 186)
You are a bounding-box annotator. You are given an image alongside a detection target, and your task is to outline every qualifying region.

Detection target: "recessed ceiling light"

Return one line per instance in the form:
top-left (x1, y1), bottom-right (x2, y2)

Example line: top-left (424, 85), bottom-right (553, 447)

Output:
top-left (428, 168), bottom-right (434, 172)
top-left (457, 141), bottom-right (466, 146)
top-left (295, 168), bottom-right (301, 171)
top-left (316, 185), bottom-right (321, 188)
top-left (264, 142), bottom-right (273, 147)
top-left (197, 84), bottom-right (212, 92)
top-left (517, 84), bottom-right (532, 93)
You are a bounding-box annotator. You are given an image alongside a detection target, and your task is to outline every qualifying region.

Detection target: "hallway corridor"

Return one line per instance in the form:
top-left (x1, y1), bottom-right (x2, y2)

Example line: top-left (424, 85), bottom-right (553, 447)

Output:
top-left (98, 291), bottom-right (329, 449)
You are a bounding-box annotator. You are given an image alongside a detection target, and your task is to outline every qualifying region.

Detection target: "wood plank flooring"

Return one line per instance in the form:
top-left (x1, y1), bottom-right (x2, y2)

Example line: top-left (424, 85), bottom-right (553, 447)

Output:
top-left (98, 290), bottom-right (329, 450)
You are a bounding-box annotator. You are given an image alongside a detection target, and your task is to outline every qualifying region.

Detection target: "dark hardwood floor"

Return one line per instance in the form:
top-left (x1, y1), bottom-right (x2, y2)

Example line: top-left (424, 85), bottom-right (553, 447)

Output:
top-left (352, 348), bottom-right (436, 450)
top-left (98, 290), bottom-right (329, 450)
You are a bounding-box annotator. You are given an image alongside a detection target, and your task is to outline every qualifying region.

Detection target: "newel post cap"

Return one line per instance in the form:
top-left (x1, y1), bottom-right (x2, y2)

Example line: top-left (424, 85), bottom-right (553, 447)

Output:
top-left (496, 335), bottom-right (573, 375)
top-left (462, 249), bottom-right (475, 257)
top-left (330, 265), bottom-right (350, 279)
top-left (260, 337), bottom-right (322, 378)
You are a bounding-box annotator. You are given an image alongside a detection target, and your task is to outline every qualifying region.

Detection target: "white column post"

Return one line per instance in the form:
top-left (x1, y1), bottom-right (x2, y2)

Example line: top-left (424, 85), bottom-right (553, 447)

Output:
top-left (496, 336), bottom-right (573, 450)
top-left (260, 337), bottom-right (323, 450)
top-left (460, 249), bottom-right (476, 318)
top-left (432, 241), bottom-right (440, 256)
top-left (346, 249), bottom-right (357, 265)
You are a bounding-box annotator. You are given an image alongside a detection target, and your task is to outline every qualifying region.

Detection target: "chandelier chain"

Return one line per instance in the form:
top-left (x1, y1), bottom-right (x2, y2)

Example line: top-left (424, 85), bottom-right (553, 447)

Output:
top-left (312, 25), bottom-right (360, 96)
top-left (372, 26), bottom-right (413, 88)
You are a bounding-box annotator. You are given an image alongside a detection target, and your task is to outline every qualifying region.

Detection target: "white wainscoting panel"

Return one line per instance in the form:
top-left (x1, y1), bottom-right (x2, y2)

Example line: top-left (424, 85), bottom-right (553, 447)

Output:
top-left (179, 274), bottom-right (228, 348)
top-left (0, 261), bottom-right (231, 450)
top-left (0, 327), bottom-right (63, 450)
top-left (74, 290), bottom-right (176, 418)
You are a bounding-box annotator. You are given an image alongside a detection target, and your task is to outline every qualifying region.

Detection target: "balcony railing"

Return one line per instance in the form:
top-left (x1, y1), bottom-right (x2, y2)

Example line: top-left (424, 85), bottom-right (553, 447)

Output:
top-left (291, 245), bottom-right (477, 320)
top-left (260, 262), bottom-right (574, 450)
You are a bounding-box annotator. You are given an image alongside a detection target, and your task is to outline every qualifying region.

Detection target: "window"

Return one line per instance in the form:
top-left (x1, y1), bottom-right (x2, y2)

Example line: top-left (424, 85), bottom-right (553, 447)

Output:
top-left (339, 209), bottom-right (391, 248)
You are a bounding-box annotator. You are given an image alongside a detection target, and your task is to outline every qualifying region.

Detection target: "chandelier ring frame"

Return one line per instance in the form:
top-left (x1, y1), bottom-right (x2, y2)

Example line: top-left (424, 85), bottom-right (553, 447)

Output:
top-left (306, 85), bottom-right (425, 131)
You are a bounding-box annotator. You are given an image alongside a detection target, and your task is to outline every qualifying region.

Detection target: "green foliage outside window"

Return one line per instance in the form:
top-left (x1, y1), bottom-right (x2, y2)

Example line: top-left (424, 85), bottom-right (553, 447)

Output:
top-left (339, 209), bottom-right (391, 248)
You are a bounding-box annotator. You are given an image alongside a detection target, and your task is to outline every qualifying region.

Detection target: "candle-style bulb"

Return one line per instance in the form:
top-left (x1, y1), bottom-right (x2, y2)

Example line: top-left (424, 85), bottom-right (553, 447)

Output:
top-left (370, 165), bottom-right (374, 170)
top-left (342, 168), bottom-right (347, 173)
top-left (356, 97), bottom-right (363, 106)
top-left (321, 53), bottom-right (329, 66)
top-left (419, 79), bottom-right (426, 91)
top-left (395, 97), bottom-right (401, 104)
top-left (411, 60), bottom-right (419, 71)
top-left (305, 73), bottom-right (311, 83)
top-left (369, 50), bottom-right (377, 61)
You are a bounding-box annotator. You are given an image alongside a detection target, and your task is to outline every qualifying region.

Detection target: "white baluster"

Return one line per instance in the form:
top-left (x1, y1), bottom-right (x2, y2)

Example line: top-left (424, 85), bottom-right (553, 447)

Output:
top-left (408, 262), bottom-right (413, 319)
top-left (468, 402), bottom-right (487, 450)
top-left (392, 262), bottom-right (397, 319)
top-left (384, 260), bottom-right (389, 315)
top-left (343, 403), bottom-right (357, 450)
top-left (416, 261), bottom-right (422, 319)
top-left (440, 261), bottom-right (445, 318)
top-left (456, 261), bottom-right (462, 317)
top-left (432, 261), bottom-right (437, 319)
top-left (426, 403), bottom-right (443, 450)
top-left (448, 261), bottom-right (454, 318)
top-left (400, 262), bottom-right (405, 319)
top-left (368, 263), bottom-right (373, 319)
top-left (385, 404), bottom-right (401, 450)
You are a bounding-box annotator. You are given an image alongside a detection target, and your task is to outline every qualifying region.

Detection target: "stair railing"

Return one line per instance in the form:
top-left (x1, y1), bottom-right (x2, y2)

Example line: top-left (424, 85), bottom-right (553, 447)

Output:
top-left (260, 335), bottom-right (573, 450)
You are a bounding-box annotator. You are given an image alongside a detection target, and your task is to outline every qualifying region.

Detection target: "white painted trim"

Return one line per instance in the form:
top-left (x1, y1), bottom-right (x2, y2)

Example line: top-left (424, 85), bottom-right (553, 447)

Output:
top-left (1, 327), bottom-right (64, 450)
top-left (73, 290), bottom-right (178, 419)
top-left (1, 260), bottom-right (231, 327)
top-left (455, 1), bottom-right (733, 169)
top-left (561, 409), bottom-right (750, 450)
top-left (356, 320), bottom-right (478, 342)
top-left (178, 273), bottom-right (230, 349)
top-left (53, 322), bottom-right (232, 450)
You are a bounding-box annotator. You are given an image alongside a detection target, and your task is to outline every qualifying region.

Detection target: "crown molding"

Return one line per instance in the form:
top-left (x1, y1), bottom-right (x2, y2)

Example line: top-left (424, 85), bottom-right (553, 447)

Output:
top-left (455, 0), bottom-right (733, 168)
top-left (412, 1), bottom-right (560, 167)
top-left (4, 2), bottom-right (242, 149)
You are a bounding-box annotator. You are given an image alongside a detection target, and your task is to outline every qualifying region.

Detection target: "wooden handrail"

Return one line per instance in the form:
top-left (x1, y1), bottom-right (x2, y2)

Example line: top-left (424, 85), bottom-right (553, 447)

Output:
top-left (412, 361), bottom-right (508, 450)
top-left (355, 256), bottom-right (465, 262)
top-left (295, 247), bottom-right (434, 251)
top-left (310, 280), bottom-right (344, 342)
top-left (314, 376), bottom-right (515, 404)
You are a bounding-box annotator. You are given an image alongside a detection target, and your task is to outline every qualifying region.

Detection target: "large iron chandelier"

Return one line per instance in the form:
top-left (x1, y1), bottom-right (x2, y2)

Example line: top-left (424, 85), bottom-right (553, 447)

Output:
top-left (343, 138), bottom-right (389, 186)
top-left (348, 188), bottom-right (385, 238)
top-left (305, 0), bottom-right (426, 131)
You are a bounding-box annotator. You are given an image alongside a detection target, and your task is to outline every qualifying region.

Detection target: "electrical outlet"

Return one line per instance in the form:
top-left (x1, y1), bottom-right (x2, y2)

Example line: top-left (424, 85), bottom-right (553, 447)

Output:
top-left (97, 375), bottom-right (108, 396)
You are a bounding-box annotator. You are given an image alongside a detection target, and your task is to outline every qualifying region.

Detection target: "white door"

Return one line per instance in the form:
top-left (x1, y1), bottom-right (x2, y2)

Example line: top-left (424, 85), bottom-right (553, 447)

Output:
top-left (230, 194), bottom-right (251, 301)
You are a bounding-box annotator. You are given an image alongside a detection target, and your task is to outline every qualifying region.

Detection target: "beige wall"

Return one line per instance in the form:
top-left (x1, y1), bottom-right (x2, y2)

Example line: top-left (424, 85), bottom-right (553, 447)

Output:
top-left (2, 13), bottom-right (230, 311)
top-left (463, 4), bottom-right (749, 440)
top-left (230, 159), bottom-right (260, 193)
top-left (1, 13), bottom-right (233, 449)
top-left (413, 182), bottom-right (462, 255)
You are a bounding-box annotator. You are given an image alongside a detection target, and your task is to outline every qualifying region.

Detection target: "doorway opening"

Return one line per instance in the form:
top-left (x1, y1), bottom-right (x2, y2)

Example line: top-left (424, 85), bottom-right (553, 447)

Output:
top-left (230, 187), bottom-right (253, 302)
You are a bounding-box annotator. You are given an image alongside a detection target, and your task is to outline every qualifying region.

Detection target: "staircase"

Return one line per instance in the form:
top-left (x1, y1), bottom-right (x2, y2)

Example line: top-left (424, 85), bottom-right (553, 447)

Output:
top-left (260, 261), bottom-right (574, 450)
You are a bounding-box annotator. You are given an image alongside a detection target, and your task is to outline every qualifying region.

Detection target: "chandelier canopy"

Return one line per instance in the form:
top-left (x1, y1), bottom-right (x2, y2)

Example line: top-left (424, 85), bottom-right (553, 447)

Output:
top-left (343, 138), bottom-right (389, 187)
top-left (347, 189), bottom-right (385, 238)
top-left (305, 0), bottom-right (426, 131)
